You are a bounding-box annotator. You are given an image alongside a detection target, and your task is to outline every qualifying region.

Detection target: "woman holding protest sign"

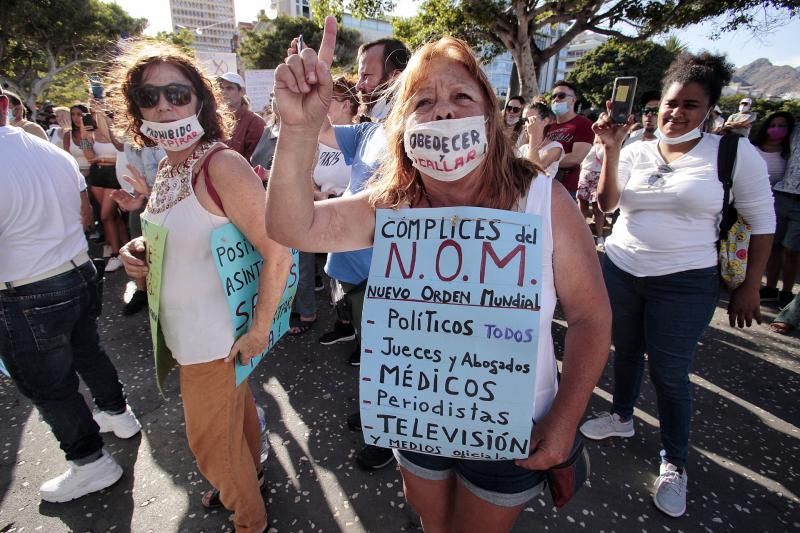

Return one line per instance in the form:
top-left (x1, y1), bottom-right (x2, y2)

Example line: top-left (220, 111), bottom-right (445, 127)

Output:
top-left (112, 40), bottom-right (292, 531)
top-left (266, 18), bottom-right (610, 532)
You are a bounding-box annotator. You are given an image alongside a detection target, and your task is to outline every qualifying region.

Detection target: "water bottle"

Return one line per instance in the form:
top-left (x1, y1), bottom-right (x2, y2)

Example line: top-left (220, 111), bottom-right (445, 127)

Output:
top-left (256, 405), bottom-right (270, 462)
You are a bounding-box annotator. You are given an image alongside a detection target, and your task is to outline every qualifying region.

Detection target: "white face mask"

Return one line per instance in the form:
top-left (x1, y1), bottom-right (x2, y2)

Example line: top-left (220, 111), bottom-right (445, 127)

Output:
top-left (739, 104), bottom-right (750, 113)
top-left (654, 110), bottom-right (709, 145)
top-left (404, 115), bottom-right (488, 182)
top-left (140, 114), bottom-right (204, 152)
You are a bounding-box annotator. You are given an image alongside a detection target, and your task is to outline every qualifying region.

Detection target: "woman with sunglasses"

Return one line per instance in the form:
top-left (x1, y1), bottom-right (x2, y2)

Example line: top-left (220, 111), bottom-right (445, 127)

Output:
top-left (501, 96), bottom-right (525, 147)
top-left (112, 40), bottom-right (292, 532)
top-left (267, 19), bottom-right (610, 532)
top-left (580, 53), bottom-right (774, 518)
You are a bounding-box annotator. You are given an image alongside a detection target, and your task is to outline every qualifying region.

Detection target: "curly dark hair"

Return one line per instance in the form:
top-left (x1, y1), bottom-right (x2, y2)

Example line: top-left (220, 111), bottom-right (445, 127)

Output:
top-left (107, 40), bottom-right (233, 148)
top-left (751, 111), bottom-right (795, 159)
top-left (661, 52), bottom-right (733, 107)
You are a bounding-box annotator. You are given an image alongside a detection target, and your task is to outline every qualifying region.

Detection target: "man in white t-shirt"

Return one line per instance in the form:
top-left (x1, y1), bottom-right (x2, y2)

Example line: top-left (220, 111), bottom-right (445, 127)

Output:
top-left (0, 85), bottom-right (141, 504)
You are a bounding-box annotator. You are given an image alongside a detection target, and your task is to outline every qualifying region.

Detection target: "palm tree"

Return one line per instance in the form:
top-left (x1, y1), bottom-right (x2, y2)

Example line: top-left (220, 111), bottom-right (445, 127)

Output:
top-left (663, 35), bottom-right (688, 55)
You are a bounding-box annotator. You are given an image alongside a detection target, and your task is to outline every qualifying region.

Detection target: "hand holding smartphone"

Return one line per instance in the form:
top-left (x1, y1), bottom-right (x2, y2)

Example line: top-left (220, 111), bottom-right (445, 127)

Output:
top-left (610, 76), bottom-right (637, 124)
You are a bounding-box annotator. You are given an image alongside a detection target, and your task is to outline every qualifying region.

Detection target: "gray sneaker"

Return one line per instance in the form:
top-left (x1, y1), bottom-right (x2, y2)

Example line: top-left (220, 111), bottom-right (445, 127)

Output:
top-left (653, 459), bottom-right (687, 517)
top-left (579, 411), bottom-right (634, 440)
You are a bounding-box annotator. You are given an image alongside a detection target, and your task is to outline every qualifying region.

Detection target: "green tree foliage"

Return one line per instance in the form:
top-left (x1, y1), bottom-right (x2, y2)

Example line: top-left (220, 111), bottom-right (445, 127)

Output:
top-left (238, 15), bottom-right (363, 71)
top-left (569, 38), bottom-right (676, 107)
top-left (389, 0), bottom-right (798, 100)
top-left (311, 0), bottom-right (395, 24)
top-left (152, 29), bottom-right (196, 53)
top-left (0, 0), bottom-right (145, 108)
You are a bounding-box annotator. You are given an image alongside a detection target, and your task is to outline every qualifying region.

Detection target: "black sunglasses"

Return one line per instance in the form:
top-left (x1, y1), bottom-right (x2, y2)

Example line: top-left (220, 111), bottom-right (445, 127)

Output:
top-left (505, 104), bottom-right (522, 113)
top-left (642, 107), bottom-right (659, 115)
top-left (552, 92), bottom-right (572, 100)
top-left (132, 84), bottom-right (194, 109)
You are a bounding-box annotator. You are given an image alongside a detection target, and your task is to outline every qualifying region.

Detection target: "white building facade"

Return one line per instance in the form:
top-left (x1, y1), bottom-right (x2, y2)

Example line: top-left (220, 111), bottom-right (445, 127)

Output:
top-left (169, 0), bottom-right (237, 52)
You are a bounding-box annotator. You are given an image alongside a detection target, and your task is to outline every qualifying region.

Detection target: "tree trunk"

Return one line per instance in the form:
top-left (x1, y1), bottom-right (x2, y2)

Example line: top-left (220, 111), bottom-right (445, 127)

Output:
top-left (511, 42), bottom-right (540, 101)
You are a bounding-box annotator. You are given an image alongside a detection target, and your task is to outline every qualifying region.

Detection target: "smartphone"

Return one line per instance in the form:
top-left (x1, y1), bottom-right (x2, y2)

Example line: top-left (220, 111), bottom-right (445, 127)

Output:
top-left (89, 76), bottom-right (104, 100)
top-left (610, 76), bottom-right (638, 124)
top-left (297, 34), bottom-right (305, 53)
top-left (82, 113), bottom-right (95, 130)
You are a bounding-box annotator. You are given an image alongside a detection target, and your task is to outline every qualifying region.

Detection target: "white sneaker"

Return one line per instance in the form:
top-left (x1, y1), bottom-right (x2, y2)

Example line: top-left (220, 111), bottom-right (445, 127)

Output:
top-left (93, 405), bottom-right (141, 439)
top-left (104, 256), bottom-right (123, 272)
top-left (579, 411), bottom-right (635, 440)
top-left (40, 449), bottom-right (123, 503)
top-left (653, 459), bottom-right (688, 517)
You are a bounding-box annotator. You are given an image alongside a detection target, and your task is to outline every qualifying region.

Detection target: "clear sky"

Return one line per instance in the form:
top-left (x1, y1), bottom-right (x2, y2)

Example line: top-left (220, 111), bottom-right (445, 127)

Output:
top-left (107, 0), bottom-right (800, 68)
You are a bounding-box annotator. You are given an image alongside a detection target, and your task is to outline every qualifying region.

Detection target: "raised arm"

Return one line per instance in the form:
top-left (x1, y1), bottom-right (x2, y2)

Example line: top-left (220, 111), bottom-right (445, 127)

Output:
top-left (266, 16), bottom-right (374, 253)
top-left (594, 101), bottom-right (633, 212)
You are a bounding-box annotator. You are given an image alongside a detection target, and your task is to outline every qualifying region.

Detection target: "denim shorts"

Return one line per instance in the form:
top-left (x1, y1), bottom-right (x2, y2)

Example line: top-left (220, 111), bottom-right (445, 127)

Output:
top-left (395, 450), bottom-right (546, 507)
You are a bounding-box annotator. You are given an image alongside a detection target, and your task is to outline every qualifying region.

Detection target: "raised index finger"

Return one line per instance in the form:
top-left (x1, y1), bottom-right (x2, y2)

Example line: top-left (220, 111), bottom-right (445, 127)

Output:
top-left (318, 16), bottom-right (337, 69)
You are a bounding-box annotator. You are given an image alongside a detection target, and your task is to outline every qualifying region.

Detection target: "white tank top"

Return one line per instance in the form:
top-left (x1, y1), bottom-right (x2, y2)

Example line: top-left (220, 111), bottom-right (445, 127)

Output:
top-left (520, 175), bottom-right (559, 421)
top-left (141, 146), bottom-right (234, 365)
top-left (92, 140), bottom-right (117, 159)
top-left (68, 134), bottom-right (90, 171)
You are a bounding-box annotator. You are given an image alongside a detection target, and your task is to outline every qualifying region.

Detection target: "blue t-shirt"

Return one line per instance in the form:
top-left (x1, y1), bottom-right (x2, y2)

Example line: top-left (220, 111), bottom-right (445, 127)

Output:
top-left (325, 122), bottom-right (385, 284)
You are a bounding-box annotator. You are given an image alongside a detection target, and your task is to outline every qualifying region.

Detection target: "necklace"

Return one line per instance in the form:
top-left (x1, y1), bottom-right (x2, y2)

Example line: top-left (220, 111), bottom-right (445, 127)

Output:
top-left (146, 142), bottom-right (213, 214)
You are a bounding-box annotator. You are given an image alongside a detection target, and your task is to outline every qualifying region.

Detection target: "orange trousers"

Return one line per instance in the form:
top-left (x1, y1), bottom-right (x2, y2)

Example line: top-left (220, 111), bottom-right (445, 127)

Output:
top-left (180, 359), bottom-right (265, 532)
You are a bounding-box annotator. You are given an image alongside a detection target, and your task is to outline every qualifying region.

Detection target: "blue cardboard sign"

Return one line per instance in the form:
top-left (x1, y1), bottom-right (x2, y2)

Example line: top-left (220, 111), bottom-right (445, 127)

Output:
top-left (359, 207), bottom-right (543, 460)
top-left (211, 224), bottom-right (299, 386)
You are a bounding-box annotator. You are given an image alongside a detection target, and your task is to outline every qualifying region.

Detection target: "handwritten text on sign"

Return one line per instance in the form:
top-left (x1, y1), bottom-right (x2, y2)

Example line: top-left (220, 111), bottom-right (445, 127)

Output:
top-left (211, 224), bottom-right (299, 386)
top-left (360, 207), bottom-right (542, 460)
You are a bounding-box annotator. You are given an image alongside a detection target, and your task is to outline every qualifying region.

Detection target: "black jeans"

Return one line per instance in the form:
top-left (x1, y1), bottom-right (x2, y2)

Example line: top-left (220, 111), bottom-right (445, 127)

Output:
top-left (0, 261), bottom-right (127, 462)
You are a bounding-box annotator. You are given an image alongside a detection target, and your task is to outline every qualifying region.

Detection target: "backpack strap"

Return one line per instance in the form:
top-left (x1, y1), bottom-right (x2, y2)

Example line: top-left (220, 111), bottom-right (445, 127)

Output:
top-left (192, 145), bottom-right (230, 214)
top-left (717, 134), bottom-right (740, 236)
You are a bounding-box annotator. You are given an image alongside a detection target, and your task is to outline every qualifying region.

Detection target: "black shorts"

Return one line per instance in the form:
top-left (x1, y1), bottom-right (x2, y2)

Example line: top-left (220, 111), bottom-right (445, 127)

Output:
top-left (87, 164), bottom-right (121, 189)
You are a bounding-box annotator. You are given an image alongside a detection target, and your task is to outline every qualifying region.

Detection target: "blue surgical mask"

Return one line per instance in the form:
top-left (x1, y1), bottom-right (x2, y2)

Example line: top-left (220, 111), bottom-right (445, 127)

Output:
top-left (6, 108), bottom-right (15, 123)
top-left (654, 110), bottom-right (710, 145)
top-left (551, 101), bottom-right (571, 116)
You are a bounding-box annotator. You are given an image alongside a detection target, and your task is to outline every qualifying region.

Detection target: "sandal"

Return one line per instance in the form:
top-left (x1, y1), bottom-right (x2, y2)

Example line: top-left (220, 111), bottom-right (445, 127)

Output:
top-left (288, 316), bottom-right (316, 336)
top-left (201, 469), bottom-right (267, 509)
top-left (769, 321), bottom-right (793, 335)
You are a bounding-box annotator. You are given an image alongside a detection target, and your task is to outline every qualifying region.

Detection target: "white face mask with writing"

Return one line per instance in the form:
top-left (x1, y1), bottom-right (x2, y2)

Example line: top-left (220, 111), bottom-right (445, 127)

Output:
top-left (140, 114), bottom-right (205, 152)
top-left (404, 115), bottom-right (488, 182)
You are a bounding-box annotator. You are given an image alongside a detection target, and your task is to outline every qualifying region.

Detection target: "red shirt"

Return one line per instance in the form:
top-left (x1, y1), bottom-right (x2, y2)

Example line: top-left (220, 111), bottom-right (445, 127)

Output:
top-left (545, 114), bottom-right (594, 193)
top-left (228, 107), bottom-right (266, 160)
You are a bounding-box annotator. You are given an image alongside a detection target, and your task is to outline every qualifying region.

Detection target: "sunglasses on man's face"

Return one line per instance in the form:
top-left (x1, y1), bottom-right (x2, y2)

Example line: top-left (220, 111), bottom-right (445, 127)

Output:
top-left (131, 83), bottom-right (194, 109)
top-left (552, 92), bottom-right (572, 101)
top-left (642, 107), bottom-right (659, 116)
top-left (505, 105), bottom-right (522, 113)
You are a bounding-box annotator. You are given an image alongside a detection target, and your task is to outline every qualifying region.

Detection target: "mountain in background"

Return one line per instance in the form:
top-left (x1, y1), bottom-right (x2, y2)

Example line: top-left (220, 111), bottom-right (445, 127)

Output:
top-left (732, 58), bottom-right (800, 97)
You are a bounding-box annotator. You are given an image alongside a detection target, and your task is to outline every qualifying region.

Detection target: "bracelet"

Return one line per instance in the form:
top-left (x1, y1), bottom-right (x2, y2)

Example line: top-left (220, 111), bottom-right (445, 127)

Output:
top-left (79, 139), bottom-right (93, 150)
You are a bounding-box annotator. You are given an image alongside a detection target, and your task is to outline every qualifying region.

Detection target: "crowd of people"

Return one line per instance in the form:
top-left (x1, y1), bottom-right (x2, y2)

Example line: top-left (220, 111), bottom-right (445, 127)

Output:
top-left (1, 13), bottom-right (798, 532)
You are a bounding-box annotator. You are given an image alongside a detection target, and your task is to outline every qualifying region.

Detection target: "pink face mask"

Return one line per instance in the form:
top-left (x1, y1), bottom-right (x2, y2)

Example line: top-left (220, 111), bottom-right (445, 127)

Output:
top-left (767, 126), bottom-right (788, 141)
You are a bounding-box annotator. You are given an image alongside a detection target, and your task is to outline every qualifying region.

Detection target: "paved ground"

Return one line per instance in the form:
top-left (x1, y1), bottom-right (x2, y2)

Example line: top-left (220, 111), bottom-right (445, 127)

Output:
top-left (1, 266), bottom-right (798, 533)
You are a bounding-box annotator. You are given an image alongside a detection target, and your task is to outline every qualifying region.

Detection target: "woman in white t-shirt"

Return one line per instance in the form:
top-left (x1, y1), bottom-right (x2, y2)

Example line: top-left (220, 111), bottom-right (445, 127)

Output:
top-left (517, 100), bottom-right (563, 178)
top-left (580, 53), bottom-right (775, 519)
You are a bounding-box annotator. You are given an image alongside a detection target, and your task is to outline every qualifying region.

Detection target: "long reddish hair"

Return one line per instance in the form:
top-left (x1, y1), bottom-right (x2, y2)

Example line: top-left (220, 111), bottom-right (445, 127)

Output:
top-left (369, 37), bottom-right (540, 210)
